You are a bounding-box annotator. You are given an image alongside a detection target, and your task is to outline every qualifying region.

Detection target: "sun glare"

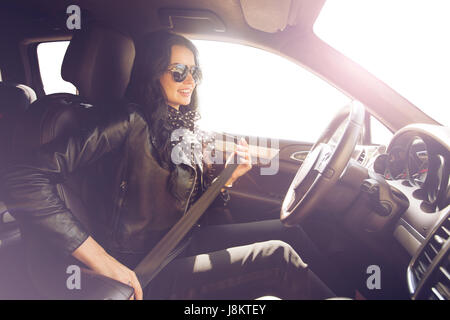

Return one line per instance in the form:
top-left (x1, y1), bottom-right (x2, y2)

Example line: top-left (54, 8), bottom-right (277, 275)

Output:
top-left (314, 0), bottom-right (450, 125)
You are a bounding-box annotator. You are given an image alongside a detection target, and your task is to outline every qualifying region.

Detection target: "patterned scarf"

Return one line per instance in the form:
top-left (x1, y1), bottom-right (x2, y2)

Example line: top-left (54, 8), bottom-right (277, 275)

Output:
top-left (165, 105), bottom-right (217, 207)
top-left (165, 105), bottom-right (214, 169)
top-left (166, 105), bottom-right (200, 132)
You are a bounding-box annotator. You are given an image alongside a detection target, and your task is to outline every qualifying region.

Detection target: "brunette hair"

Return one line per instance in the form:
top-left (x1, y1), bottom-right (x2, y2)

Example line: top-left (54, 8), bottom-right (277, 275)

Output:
top-left (126, 29), bottom-right (201, 123)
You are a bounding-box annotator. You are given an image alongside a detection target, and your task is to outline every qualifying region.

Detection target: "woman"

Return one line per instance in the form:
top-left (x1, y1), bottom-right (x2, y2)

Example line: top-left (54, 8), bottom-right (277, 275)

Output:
top-left (2, 30), bottom-right (335, 300)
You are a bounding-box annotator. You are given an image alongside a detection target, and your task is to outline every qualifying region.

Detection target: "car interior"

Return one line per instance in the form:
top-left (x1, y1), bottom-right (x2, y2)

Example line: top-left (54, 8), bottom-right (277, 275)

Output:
top-left (0, 0), bottom-right (448, 300)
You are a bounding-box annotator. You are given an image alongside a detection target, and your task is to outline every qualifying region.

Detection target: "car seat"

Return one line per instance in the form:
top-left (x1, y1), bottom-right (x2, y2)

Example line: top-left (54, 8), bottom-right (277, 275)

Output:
top-left (7, 24), bottom-right (136, 299)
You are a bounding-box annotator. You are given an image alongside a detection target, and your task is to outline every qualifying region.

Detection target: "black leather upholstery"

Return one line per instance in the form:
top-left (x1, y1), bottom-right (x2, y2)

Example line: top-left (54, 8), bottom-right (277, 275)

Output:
top-left (0, 82), bottom-right (36, 175)
top-left (0, 83), bottom-right (39, 298)
top-left (0, 82), bottom-right (36, 248)
top-left (7, 25), bottom-right (136, 299)
top-left (12, 93), bottom-right (103, 235)
top-left (62, 25), bottom-right (135, 105)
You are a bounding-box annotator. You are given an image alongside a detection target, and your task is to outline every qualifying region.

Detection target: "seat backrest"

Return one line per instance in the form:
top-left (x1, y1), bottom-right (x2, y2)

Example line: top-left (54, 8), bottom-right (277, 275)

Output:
top-left (0, 82), bottom-right (36, 250)
top-left (0, 25), bottom-right (135, 299)
top-left (0, 82), bottom-right (36, 174)
top-left (10, 24), bottom-right (135, 237)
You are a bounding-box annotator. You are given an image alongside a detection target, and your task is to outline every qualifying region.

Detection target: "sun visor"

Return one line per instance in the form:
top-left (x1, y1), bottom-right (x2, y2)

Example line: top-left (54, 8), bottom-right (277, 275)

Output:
top-left (240, 0), bottom-right (301, 33)
top-left (159, 8), bottom-right (226, 33)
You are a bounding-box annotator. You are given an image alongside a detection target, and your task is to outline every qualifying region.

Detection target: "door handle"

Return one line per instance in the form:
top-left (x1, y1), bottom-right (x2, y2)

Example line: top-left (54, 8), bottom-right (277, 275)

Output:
top-left (290, 151), bottom-right (309, 162)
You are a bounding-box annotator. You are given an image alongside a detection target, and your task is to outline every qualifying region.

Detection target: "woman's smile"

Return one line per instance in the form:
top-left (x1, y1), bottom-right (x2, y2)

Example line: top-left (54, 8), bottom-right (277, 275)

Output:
top-left (178, 88), bottom-right (193, 97)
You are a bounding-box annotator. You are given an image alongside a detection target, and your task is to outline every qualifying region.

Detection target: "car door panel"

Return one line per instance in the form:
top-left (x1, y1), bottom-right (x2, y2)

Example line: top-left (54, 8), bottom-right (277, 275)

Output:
top-left (214, 134), bottom-right (313, 222)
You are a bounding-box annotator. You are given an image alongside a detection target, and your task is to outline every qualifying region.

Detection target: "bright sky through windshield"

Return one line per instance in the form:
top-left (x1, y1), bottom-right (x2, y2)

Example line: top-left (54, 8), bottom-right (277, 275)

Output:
top-left (314, 0), bottom-right (450, 126)
top-left (192, 40), bottom-right (350, 141)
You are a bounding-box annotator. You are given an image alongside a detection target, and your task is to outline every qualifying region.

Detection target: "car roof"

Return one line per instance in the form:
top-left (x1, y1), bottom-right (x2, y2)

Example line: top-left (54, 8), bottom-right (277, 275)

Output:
top-left (0, 0), bottom-right (322, 46)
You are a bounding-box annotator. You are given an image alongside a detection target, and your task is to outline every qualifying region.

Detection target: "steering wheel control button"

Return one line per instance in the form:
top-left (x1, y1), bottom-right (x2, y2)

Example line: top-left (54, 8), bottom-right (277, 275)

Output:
top-left (322, 168), bottom-right (334, 179)
top-left (378, 201), bottom-right (393, 217)
top-left (361, 179), bottom-right (379, 195)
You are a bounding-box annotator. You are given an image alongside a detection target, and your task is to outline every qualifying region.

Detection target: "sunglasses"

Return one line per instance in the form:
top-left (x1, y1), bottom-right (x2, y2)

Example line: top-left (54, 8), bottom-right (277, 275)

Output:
top-left (167, 63), bottom-right (202, 84)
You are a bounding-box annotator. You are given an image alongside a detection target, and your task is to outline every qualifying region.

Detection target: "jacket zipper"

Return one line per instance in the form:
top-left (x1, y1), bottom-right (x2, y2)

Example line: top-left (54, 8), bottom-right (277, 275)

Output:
top-left (118, 180), bottom-right (127, 206)
top-left (112, 179), bottom-right (127, 236)
top-left (183, 165), bottom-right (197, 216)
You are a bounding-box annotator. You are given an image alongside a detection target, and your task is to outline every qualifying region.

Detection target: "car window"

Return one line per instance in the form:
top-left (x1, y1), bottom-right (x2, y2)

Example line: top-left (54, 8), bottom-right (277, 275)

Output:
top-left (37, 41), bottom-right (77, 95)
top-left (37, 39), bottom-right (352, 142)
top-left (370, 115), bottom-right (393, 146)
top-left (192, 40), bottom-right (351, 142)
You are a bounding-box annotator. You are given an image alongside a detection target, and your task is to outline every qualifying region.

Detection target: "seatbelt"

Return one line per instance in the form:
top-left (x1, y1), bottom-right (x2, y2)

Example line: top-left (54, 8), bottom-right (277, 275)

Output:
top-left (134, 163), bottom-right (238, 288)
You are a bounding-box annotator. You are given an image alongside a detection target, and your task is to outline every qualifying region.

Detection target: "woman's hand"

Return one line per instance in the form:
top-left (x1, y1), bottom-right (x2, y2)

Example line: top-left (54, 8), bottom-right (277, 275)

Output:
top-left (225, 137), bottom-right (252, 186)
top-left (72, 236), bottom-right (143, 300)
top-left (91, 252), bottom-right (143, 300)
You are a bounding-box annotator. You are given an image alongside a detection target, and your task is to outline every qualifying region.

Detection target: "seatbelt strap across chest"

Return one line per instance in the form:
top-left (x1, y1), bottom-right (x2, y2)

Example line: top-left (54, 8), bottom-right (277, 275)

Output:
top-left (134, 163), bottom-right (238, 288)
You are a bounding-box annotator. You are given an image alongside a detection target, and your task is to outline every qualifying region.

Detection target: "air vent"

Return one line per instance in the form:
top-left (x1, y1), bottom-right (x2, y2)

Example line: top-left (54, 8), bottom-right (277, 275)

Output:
top-left (357, 149), bottom-right (366, 164)
top-left (428, 263), bottom-right (450, 300)
top-left (413, 221), bottom-right (447, 280)
top-left (408, 212), bottom-right (450, 300)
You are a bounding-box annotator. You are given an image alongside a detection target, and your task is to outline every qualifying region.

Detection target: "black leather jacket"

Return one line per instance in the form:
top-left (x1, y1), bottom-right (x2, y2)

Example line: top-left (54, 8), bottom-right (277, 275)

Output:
top-left (2, 103), bottom-right (219, 257)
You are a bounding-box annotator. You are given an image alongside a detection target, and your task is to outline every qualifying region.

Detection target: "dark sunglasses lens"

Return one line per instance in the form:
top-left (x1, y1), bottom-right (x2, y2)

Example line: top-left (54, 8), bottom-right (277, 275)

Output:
top-left (172, 71), bottom-right (184, 82)
top-left (191, 67), bottom-right (202, 83)
top-left (171, 65), bottom-right (188, 82)
top-left (170, 64), bottom-right (201, 83)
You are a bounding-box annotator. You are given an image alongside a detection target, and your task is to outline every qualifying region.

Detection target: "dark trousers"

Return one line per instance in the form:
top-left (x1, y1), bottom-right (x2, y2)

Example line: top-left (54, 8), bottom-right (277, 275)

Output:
top-left (25, 219), bottom-right (337, 300)
top-left (143, 219), bottom-right (335, 300)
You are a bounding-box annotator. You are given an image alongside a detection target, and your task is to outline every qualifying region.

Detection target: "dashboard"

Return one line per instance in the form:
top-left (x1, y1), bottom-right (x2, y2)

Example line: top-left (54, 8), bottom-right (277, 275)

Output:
top-left (369, 124), bottom-right (449, 299)
top-left (373, 124), bottom-right (449, 236)
top-left (375, 125), bottom-right (449, 215)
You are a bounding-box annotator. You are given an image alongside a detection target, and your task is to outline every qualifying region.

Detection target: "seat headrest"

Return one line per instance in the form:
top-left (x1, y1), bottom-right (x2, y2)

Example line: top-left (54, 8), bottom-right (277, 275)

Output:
top-left (61, 25), bottom-right (135, 105)
top-left (0, 82), bottom-right (36, 114)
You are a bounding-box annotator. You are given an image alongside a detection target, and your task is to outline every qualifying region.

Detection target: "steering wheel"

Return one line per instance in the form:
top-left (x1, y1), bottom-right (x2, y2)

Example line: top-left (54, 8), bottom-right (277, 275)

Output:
top-left (280, 101), bottom-right (365, 226)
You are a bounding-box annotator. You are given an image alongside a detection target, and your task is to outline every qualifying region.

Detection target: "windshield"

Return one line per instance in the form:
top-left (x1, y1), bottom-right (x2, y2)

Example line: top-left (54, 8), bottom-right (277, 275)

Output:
top-left (314, 0), bottom-right (450, 126)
